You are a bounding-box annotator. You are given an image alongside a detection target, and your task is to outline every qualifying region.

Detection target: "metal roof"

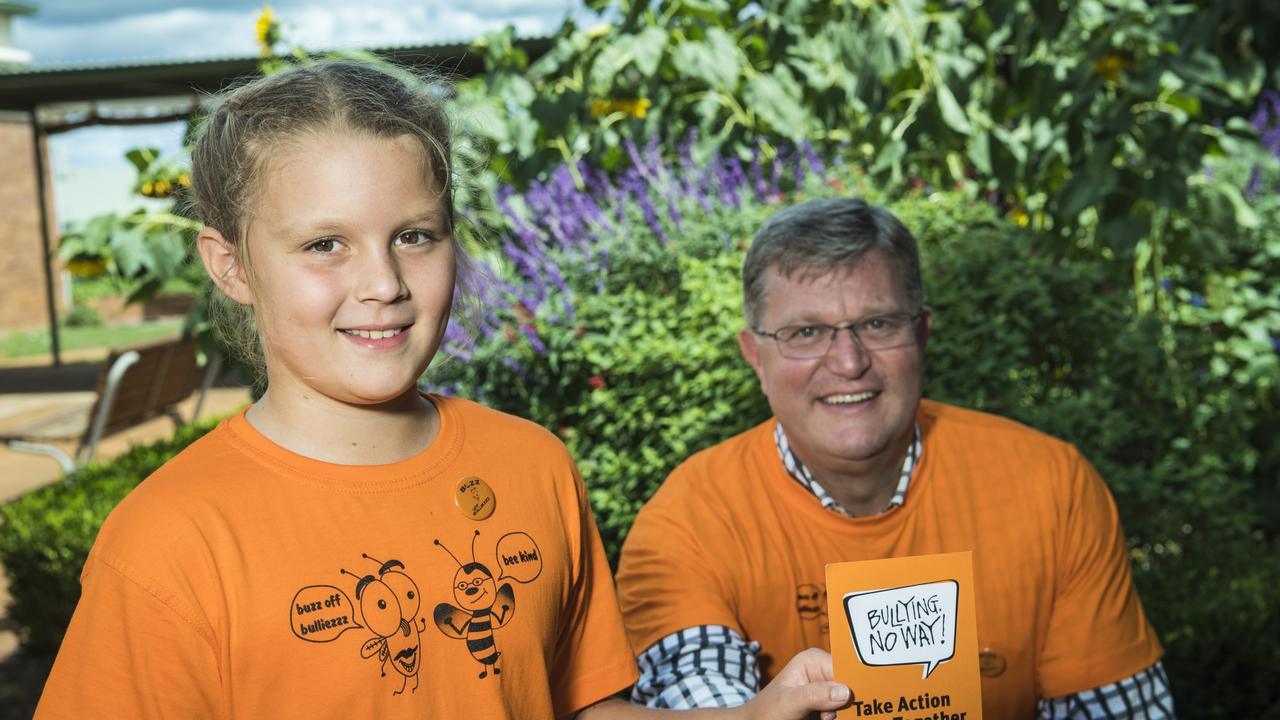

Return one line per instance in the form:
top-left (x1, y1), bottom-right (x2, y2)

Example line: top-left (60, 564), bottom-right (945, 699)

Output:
top-left (0, 2), bottom-right (37, 15)
top-left (0, 36), bottom-right (553, 112)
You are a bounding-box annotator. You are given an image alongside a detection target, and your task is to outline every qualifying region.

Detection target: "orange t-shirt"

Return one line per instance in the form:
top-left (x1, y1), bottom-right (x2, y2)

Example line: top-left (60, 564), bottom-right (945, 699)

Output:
top-left (616, 400), bottom-right (1161, 719)
top-left (37, 396), bottom-right (637, 719)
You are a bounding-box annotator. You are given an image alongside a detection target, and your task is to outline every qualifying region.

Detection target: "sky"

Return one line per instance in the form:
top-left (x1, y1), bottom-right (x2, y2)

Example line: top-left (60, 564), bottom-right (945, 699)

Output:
top-left (8, 0), bottom-right (597, 225)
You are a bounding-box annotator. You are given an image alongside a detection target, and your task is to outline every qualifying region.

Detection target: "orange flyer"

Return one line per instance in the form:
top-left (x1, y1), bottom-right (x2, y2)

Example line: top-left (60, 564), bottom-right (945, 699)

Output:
top-left (826, 551), bottom-right (982, 720)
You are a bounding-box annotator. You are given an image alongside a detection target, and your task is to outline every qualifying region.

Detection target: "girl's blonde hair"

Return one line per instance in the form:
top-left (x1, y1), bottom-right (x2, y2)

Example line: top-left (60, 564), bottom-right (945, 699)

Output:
top-left (189, 58), bottom-right (463, 376)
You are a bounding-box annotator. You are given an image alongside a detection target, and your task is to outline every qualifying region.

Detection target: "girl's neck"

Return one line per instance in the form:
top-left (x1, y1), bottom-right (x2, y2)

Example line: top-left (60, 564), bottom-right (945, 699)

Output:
top-left (245, 385), bottom-right (439, 466)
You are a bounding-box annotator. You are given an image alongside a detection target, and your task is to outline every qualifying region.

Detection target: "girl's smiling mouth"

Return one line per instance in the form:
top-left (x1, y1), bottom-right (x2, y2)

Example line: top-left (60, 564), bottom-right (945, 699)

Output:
top-left (339, 324), bottom-right (412, 347)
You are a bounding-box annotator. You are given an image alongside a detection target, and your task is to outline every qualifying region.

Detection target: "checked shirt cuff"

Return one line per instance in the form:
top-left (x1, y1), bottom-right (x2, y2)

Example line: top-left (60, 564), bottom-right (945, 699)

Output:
top-left (631, 625), bottom-right (760, 709)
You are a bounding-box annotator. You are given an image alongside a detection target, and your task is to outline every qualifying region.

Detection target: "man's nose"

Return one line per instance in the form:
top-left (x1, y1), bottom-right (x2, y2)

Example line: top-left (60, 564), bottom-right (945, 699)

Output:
top-left (824, 326), bottom-right (870, 375)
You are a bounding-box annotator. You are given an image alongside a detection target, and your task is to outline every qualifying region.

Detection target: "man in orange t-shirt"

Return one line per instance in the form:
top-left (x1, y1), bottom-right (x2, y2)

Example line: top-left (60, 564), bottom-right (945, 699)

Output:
top-left (615, 198), bottom-right (1172, 719)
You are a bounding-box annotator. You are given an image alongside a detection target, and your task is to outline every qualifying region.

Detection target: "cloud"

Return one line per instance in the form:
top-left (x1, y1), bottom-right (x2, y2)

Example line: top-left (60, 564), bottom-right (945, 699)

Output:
top-left (14, 7), bottom-right (261, 64)
top-left (11, 1), bottom-right (591, 66)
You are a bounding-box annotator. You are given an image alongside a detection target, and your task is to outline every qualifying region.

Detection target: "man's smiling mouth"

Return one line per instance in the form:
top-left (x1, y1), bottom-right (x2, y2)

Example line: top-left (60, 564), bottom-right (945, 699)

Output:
top-left (822, 391), bottom-right (878, 405)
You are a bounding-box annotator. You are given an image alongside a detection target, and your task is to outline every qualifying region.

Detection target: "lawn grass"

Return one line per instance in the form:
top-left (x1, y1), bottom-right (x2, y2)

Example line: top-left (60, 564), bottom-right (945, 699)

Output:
top-left (0, 320), bottom-right (185, 360)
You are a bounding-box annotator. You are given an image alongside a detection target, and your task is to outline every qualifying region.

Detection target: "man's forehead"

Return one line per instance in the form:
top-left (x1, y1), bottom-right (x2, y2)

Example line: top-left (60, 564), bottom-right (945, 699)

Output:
top-left (765, 250), bottom-right (890, 286)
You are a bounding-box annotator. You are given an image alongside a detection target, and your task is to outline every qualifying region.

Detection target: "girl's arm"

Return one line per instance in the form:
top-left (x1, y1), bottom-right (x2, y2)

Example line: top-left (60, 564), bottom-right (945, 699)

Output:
top-left (576, 648), bottom-right (851, 720)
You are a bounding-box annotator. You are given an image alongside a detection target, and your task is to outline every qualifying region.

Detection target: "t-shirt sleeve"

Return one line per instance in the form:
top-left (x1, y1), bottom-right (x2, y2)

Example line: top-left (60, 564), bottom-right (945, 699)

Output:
top-left (1036, 451), bottom-right (1163, 698)
top-left (548, 465), bottom-right (638, 718)
top-left (35, 555), bottom-right (221, 719)
top-left (615, 469), bottom-right (743, 658)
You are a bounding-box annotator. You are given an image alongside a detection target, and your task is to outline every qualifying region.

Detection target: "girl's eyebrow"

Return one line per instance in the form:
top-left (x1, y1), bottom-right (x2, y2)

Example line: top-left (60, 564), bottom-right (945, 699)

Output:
top-left (273, 209), bottom-right (447, 239)
top-left (399, 210), bottom-right (447, 227)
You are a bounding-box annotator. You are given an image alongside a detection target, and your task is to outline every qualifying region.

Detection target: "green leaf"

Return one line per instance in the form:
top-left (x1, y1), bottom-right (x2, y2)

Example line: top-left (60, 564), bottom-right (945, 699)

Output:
top-left (125, 148), bottom-right (159, 173)
top-left (490, 73), bottom-right (536, 108)
top-left (589, 43), bottom-right (630, 93)
top-left (672, 0), bottom-right (731, 20)
top-left (673, 28), bottom-right (740, 89)
top-left (744, 66), bottom-right (810, 139)
top-left (968, 130), bottom-right (992, 175)
top-left (936, 83), bottom-right (972, 133)
top-left (629, 26), bottom-right (668, 77)
top-left (1214, 180), bottom-right (1260, 229)
top-left (109, 226), bottom-right (149, 278)
top-left (1095, 213), bottom-right (1151, 257)
top-left (1165, 92), bottom-right (1200, 118)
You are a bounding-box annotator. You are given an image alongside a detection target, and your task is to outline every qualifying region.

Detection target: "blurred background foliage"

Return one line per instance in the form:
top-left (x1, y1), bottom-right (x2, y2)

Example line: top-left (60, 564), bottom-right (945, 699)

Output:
top-left (11, 0), bottom-right (1280, 716)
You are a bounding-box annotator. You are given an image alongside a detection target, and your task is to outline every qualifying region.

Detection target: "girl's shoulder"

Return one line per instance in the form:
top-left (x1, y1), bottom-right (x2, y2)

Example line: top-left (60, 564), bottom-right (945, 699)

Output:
top-left (436, 395), bottom-right (572, 462)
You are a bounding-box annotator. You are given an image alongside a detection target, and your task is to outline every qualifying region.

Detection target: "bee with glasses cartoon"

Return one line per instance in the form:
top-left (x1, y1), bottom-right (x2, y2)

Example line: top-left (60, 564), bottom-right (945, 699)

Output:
top-left (433, 531), bottom-right (515, 679)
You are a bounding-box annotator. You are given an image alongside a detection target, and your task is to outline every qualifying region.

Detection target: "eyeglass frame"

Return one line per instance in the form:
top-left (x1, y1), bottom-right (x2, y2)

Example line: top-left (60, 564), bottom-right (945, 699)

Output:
top-left (750, 308), bottom-right (928, 359)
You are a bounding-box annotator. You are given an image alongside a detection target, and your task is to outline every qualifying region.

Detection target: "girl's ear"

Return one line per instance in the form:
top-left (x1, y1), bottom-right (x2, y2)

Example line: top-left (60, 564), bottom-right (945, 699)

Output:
top-left (197, 227), bottom-right (252, 305)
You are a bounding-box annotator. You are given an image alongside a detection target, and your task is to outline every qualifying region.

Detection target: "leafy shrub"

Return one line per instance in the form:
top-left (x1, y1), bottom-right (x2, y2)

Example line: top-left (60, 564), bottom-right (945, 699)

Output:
top-left (0, 419), bottom-right (217, 652)
top-left (59, 305), bottom-right (103, 329)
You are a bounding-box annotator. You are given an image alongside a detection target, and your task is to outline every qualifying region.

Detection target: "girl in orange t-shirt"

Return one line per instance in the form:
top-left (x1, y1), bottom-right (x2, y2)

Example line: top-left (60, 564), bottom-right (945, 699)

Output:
top-left (35, 59), bottom-right (847, 720)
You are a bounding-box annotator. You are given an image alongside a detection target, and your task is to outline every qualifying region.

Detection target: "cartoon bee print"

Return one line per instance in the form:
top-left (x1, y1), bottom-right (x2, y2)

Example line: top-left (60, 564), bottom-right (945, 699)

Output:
top-left (433, 531), bottom-right (515, 679)
top-left (340, 553), bottom-right (428, 695)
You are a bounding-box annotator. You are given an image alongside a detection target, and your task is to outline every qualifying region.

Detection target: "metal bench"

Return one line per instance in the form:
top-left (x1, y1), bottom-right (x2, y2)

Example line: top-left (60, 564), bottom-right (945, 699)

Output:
top-left (1, 337), bottom-right (220, 474)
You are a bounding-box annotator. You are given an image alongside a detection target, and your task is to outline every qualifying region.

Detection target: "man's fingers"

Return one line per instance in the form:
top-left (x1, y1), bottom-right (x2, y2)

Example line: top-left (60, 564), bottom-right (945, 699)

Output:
top-left (775, 647), bottom-right (836, 685)
top-left (797, 647), bottom-right (835, 682)
top-left (782, 681), bottom-right (851, 714)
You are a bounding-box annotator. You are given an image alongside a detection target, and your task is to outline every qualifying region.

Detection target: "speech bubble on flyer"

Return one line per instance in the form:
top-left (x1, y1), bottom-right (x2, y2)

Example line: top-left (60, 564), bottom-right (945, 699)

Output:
top-left (842, 580), bottom-right (958, 679)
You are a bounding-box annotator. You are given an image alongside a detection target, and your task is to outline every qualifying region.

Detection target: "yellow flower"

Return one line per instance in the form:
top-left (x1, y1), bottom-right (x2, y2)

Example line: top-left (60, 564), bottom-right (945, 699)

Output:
top-left (1008, 206), bottom-right (1030, 227)
top-left (1092, 54), bottom-right (1129, 82)
top-left (177, 173), bottom-right (191, 187)
top-left (590, 98), bottom-right (652, 119)
top-left (66, 258), bottom-right (107, 278)
top-left (256, 5), bottom-right (278, 55)
top-left (141, 182), bottom-right (154, 197)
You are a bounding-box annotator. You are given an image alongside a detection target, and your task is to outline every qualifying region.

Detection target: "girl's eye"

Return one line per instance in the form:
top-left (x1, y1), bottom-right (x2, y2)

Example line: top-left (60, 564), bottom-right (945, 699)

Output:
top-left (306, 238), bottom-right (340, 253)
top-left (395, 230), bottom-right (435, 247)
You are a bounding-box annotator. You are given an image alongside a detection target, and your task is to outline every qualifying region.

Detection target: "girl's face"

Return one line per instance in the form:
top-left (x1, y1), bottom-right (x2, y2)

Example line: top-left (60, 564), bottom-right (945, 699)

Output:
top-left (239, 130), bottom-right (455, 408)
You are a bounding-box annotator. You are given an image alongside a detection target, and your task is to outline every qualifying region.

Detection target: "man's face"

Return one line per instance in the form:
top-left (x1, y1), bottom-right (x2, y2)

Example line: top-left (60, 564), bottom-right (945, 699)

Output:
top-left (739, 252), bottom-right (930, 473)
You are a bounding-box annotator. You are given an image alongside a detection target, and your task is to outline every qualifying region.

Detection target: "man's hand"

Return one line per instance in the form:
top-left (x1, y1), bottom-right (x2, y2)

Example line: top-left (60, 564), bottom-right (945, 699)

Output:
top-left (745, 648), bottom-right (850, 720)
top-left (575, 649), bottom-right (849, 719)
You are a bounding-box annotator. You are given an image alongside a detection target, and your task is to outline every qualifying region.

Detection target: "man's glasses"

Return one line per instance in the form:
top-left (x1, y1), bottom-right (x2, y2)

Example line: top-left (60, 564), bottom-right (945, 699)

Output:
top-left (751, 310), bottom-right (925, 359)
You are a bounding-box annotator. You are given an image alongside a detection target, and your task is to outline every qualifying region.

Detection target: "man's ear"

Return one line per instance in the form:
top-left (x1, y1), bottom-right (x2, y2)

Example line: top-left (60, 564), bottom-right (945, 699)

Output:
top-left (739, 327), bottom-right (766, 386)
top-left (197, 227), bottom-right (251, 305)
top-left (917, 306), bottom-right (933, 354)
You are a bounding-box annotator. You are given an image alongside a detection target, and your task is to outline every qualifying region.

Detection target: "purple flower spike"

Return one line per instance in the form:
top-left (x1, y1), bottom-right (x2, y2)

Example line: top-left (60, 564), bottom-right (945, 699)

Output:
top-left (521, 324), bottom-right (548, 354)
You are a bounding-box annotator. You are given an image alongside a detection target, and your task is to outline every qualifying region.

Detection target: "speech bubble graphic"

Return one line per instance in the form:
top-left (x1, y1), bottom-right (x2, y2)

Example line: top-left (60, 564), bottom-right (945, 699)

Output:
top-left (842, 580), bottom-right (958, 679)
top-left (290, 585), bottom-right (362, 643)
top-left (495, 532), bottom-right (542, 584)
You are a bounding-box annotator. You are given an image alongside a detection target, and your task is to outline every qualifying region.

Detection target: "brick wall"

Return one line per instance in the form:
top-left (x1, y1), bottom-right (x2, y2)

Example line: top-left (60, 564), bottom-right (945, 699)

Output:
top-left (0, 117), bottom-right (60, 332)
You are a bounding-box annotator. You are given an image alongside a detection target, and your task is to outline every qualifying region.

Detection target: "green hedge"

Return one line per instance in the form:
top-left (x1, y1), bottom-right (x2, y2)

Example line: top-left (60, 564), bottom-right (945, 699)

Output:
top-left (0, 420), bottom-right (217, 652)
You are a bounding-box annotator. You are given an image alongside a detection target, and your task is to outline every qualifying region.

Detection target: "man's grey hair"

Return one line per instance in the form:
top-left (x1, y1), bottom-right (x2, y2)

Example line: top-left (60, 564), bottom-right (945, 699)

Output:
top-left (742, 197), bottom-right (925, 325)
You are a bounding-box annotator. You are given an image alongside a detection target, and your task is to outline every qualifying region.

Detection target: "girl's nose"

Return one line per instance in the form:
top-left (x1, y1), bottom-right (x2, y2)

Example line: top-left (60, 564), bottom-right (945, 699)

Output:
top-left (355, 248), bottom-right (408, 303)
